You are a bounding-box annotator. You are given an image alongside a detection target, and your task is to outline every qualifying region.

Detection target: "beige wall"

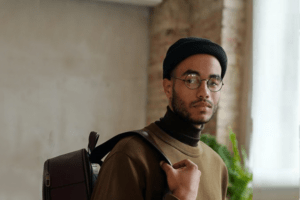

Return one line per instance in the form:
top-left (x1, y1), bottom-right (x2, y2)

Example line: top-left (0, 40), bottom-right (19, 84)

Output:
top-left (0, 1), bottom-right (149, 199)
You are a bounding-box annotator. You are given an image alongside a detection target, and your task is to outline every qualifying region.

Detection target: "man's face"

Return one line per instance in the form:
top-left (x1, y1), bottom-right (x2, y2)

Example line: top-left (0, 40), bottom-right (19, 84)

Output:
top-left (163, 54), bottom-right (222, 127)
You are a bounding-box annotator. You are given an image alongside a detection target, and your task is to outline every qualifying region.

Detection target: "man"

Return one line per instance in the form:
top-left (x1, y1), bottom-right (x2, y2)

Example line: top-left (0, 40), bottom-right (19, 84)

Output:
top-left (91, 37), bottom-right (228, 200)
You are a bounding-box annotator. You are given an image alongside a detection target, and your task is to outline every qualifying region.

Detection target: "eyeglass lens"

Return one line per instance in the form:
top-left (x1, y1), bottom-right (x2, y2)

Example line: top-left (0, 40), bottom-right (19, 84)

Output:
top-left (185, 74), bottom-right (222, 91)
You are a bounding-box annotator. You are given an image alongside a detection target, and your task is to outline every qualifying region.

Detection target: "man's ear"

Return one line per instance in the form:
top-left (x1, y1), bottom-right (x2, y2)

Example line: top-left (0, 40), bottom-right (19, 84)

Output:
top-left (163, 78), bottom-right (173, 100)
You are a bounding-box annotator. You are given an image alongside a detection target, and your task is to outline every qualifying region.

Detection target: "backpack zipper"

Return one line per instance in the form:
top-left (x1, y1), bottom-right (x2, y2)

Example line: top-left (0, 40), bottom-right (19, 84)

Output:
top-left (45, 173), bottom-right (50, 187)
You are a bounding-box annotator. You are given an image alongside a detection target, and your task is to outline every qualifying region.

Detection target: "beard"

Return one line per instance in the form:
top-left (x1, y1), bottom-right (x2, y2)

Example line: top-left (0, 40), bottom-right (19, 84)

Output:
top-left (171, 87), bottom-right (218, 125)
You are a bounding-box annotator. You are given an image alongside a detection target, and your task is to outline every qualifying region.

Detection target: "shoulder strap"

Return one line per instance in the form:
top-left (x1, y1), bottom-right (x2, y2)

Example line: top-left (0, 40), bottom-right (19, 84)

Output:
top-left (88, 131), bottom-right (99, 153)
top-left (89, 130), bottom-right (172, 166)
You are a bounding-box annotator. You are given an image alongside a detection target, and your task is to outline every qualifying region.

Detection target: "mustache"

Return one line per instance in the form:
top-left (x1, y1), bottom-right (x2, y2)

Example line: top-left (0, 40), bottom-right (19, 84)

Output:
top-left (191, 99), bottom-right (213, 108)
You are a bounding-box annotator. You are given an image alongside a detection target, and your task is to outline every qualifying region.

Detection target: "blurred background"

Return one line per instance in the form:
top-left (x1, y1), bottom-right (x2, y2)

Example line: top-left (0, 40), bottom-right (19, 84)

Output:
top-left (0, 0), bottom-right (299, 199)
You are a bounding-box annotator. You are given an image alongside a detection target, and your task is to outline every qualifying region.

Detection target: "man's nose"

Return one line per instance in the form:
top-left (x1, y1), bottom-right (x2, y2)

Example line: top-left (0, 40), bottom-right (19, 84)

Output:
top-left (196, 80), bottom-right (210, 99)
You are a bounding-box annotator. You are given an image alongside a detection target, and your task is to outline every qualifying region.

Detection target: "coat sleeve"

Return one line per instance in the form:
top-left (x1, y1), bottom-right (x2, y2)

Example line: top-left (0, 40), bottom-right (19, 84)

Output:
top-left (91, 152), bottom-right (145, 200)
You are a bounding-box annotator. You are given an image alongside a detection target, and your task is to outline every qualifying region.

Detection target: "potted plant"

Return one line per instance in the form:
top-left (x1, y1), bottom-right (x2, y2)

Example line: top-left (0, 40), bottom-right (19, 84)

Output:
top-left (200, 129), bottom-right (253, 200)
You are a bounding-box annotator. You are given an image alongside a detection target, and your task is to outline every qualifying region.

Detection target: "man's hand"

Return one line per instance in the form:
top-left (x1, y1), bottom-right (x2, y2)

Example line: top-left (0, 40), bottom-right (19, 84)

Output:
top-left (160, 159), bottom-right (201, 200)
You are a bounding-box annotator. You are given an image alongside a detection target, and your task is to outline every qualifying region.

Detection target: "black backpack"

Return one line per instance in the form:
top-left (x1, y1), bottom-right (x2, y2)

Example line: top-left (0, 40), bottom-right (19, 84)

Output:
top-left (42, 130), bottom-right (171, 200)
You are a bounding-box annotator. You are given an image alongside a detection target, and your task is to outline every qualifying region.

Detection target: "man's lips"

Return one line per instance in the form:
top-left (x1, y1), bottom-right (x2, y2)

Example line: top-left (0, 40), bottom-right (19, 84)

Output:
top-left (192, 101), bottom-right (212, 108)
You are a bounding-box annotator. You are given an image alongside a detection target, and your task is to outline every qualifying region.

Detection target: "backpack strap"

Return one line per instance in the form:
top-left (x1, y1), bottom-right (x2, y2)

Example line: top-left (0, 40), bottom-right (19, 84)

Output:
top-left (89, 130), bottom-right (172, 166)
top-left (88, 131), bottom-right (99, 153)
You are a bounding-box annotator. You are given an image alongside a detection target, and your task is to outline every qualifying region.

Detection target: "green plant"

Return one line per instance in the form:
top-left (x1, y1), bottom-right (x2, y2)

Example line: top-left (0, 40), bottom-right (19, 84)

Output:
top-left (200, 128), bottom-right (253, 200)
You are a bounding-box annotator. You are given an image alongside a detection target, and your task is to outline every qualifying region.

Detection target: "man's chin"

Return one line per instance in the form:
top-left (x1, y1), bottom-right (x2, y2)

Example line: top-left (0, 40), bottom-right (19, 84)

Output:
top-left (190, 119), bottom-right (209, 125)
top-left (190, 114), bottom-right (212, 125)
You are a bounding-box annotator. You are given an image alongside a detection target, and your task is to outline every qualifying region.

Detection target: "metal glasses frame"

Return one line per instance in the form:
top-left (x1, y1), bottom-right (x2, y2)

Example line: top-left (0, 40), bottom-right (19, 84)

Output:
top-left (172, 75), bottom-right (224, 92)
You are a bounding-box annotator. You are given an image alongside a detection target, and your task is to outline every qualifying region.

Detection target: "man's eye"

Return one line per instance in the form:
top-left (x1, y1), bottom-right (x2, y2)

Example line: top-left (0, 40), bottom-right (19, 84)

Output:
top-left (208, 80), bottom-right (220, 87)
top-left (186, 79), bottom-right (197, 84)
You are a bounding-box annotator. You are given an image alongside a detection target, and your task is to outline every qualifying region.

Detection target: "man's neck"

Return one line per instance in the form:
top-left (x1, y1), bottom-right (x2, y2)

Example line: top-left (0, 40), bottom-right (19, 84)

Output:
top-left (155, 107), bottom-right (203, 147)
top-left (168, 105), bottom-right (203, 130)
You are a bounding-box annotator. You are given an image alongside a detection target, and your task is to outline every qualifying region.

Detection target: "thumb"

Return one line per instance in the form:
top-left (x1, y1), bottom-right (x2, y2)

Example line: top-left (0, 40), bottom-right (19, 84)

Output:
top-left (160, 161), bottom-right (173, 174)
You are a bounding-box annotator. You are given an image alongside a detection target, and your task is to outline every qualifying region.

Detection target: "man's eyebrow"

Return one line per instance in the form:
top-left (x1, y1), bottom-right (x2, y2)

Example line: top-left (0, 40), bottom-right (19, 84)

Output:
top-left (181, 70), bottom-right (200, 77)
top-left (181, 70), bottom-right (221, 79)
top-left (209, 74), bottom-right (221, 79)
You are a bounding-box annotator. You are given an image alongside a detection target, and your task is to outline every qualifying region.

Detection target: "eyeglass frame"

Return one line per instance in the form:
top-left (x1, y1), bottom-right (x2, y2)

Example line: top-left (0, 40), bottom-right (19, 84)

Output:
top-left (172, 74), bottom-right (224, 92)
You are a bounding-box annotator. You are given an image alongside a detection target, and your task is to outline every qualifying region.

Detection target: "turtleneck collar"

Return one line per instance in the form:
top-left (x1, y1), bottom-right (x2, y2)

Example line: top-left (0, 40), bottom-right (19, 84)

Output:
top-left (155, 106), bottom-right (203, 147)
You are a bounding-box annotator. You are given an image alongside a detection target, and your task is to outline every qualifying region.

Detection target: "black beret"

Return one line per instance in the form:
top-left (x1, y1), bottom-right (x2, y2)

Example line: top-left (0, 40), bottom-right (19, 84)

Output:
top-left (163, 37), bottom-right (227, 79)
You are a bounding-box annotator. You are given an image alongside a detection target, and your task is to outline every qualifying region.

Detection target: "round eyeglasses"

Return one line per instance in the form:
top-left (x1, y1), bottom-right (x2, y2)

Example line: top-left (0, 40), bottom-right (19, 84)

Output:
top-left (173, 74), bottom-right (224, 92)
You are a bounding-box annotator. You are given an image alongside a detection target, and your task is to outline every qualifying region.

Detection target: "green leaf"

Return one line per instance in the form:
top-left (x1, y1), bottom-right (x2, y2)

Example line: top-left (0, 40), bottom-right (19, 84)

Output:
top-left (200, 129), bottom-right (253, 200)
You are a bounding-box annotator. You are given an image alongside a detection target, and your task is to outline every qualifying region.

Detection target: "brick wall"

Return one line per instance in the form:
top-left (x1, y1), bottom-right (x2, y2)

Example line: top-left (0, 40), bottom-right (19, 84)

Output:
top-left (147, 0), bottom-right (190, 124)
top-left (217, 0), bottom-right (248, 148)
top-left (148, 0), bottom-right (251, 150)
